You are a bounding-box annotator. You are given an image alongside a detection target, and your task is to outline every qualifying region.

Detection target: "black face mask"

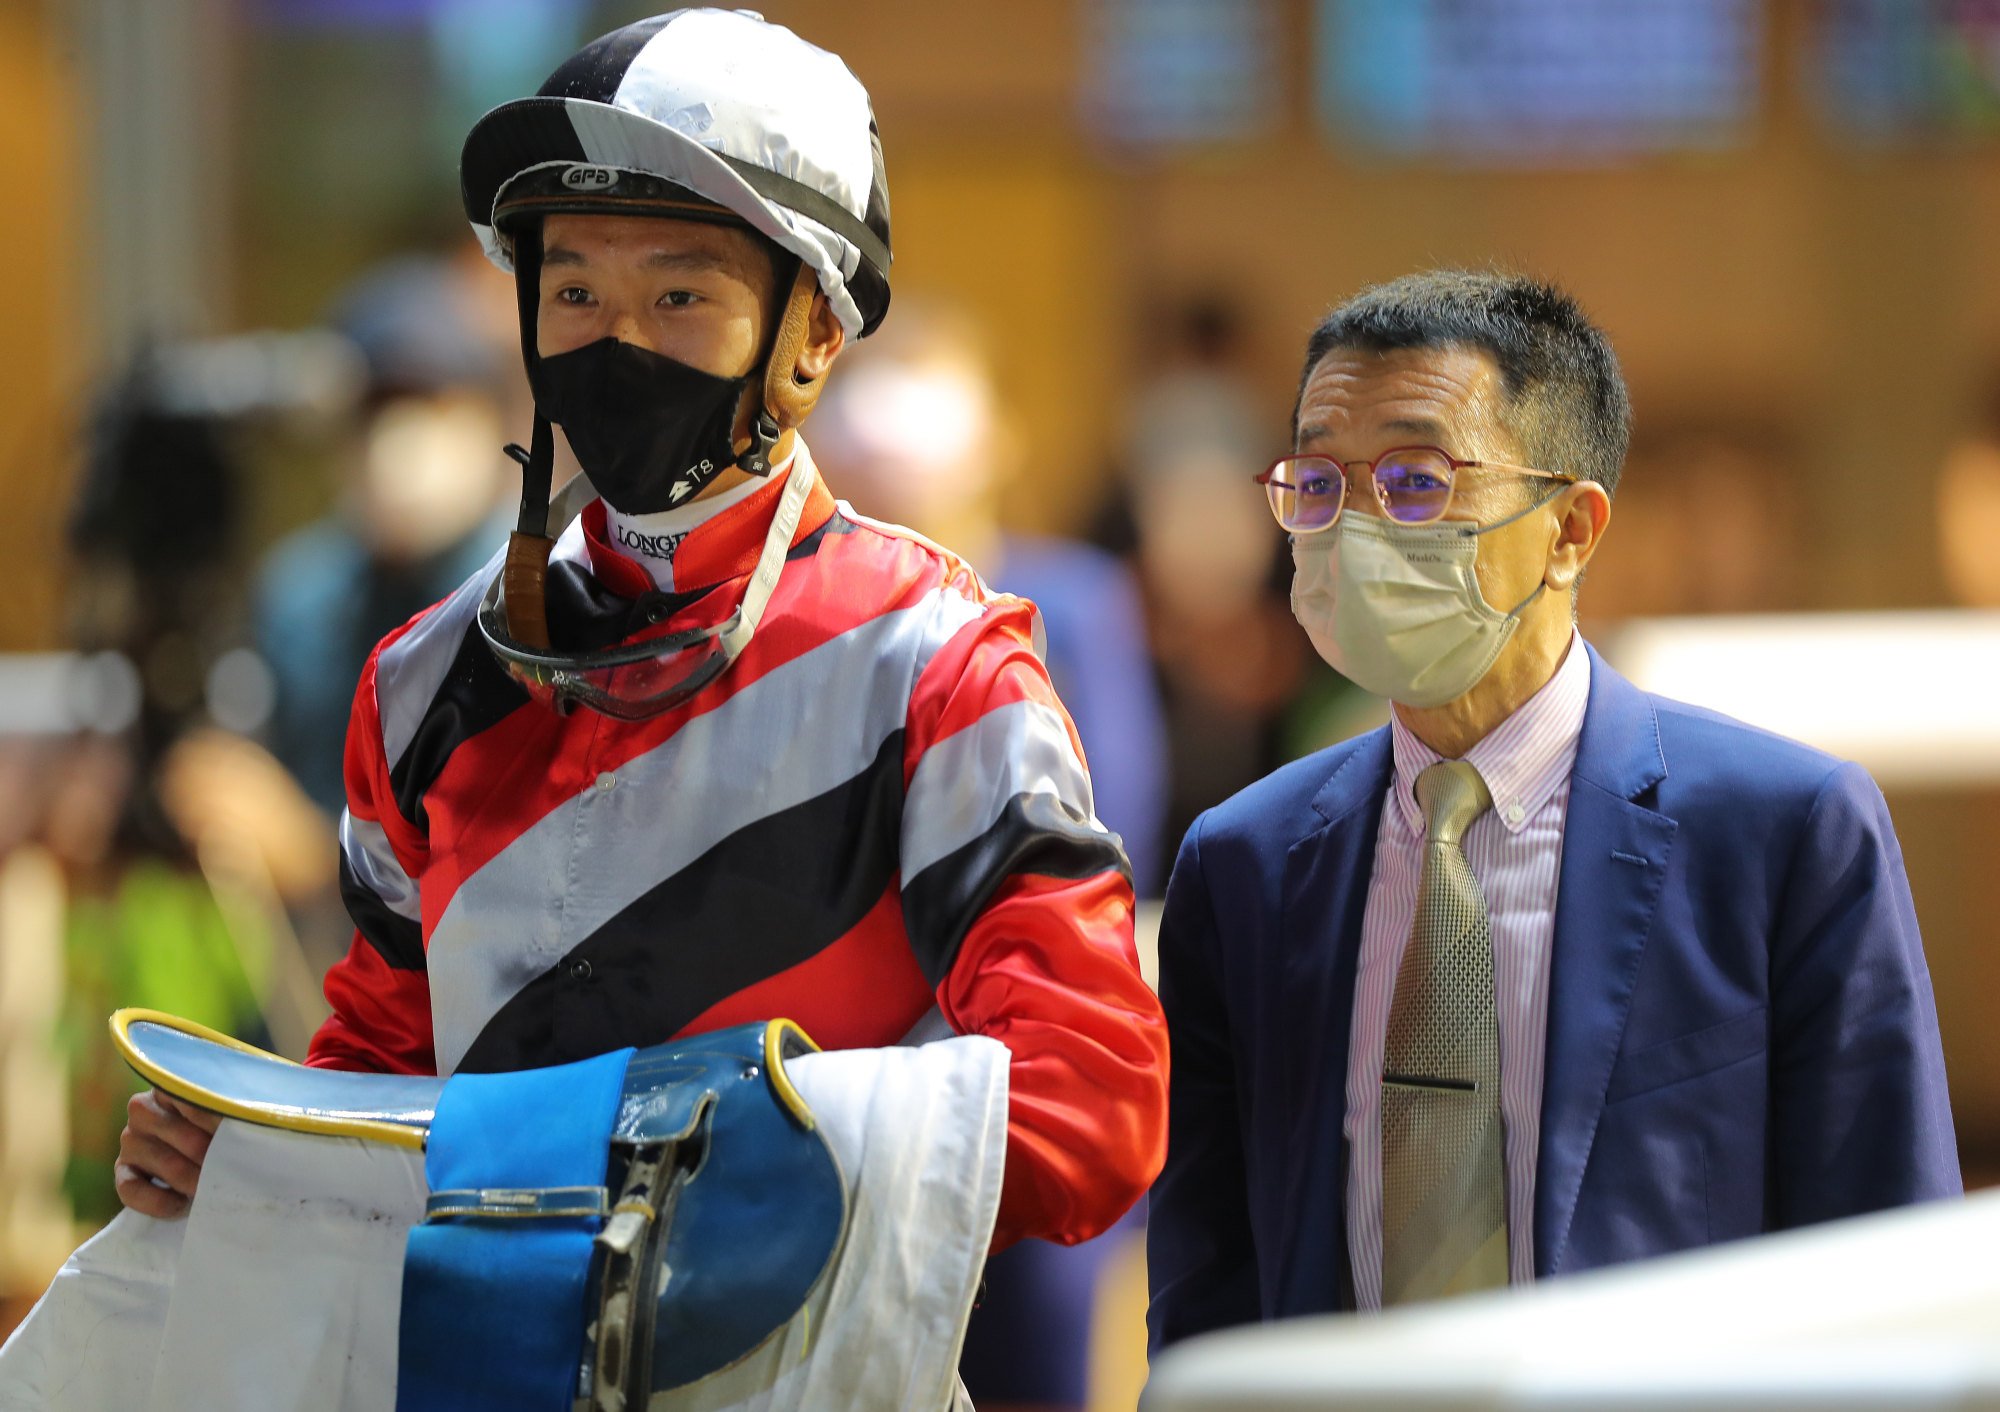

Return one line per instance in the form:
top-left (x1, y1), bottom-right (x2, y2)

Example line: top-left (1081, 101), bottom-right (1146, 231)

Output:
top-left (536, 338), bottom-right (750, 514)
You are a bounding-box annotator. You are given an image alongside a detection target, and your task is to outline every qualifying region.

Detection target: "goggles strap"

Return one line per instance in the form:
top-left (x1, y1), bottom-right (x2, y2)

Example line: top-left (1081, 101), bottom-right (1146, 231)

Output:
top-left (719, 447), bottom-right (817, 657)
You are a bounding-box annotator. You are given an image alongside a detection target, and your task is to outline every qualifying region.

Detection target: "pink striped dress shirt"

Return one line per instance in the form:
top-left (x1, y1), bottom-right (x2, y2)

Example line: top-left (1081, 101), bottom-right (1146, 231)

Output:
top-left (1344, 632), bottom-right (1591, 1309)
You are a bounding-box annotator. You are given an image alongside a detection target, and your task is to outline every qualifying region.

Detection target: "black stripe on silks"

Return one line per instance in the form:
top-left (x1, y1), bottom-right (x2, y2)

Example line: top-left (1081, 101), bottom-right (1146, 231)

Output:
top-left (387, 619), bottom-right (532, 832)
top-left (538, 15), bottom-right (675, 101)
top-left (900, 793), bottom-right (1131, 988)
top-left (460, 98), bottom-right (590, 227)
top-left (538, 515), bottom-right (847, 653)
top-left (789, 511), bottom-right (856, 559)
top-left (339, 850), bottom-right (426, 972)
top-left (454, 728), bottom-right (908, 1073)
top-left (544, 559), bottom-right (717, 654)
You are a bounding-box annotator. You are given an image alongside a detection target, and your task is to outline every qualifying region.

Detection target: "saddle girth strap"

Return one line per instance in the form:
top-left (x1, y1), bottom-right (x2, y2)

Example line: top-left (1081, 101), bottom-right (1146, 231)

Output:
top-left (396, 1046), bottom-right (636, 1412)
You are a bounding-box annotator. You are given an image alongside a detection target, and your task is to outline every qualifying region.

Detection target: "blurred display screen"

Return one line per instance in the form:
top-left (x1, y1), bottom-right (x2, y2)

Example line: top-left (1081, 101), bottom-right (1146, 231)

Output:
top-left (1814, 0), bottom-right (2000, 138)
top-left (1084, 0), bottom-right (1280, 147)
top-left (257, 0), bottom-right (590, 30)
top-left (1316, 0), bottom-right (1761, 161)
top-left (258, 0), bottom-right (448, 23)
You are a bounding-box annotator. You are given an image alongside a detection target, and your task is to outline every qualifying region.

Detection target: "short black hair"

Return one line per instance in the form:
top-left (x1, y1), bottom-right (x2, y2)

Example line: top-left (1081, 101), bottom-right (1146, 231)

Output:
top-left (1294, 270), bottom-right (1632, 498)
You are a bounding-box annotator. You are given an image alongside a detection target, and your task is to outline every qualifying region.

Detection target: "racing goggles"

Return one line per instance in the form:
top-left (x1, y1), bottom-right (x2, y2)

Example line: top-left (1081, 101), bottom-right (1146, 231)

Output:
top-left (476, 454), bottom-right (815, 720)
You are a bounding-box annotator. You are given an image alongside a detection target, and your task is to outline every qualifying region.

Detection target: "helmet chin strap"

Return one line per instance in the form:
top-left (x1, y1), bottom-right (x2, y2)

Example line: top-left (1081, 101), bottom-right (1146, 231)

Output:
top-left (734, 260), bottom-right (827, 473)
top-left (503, 227), bottom-right (557, 648)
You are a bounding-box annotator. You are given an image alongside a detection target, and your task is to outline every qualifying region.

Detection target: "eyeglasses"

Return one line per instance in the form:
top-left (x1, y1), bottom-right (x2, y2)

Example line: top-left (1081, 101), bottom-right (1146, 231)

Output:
top-left (1253, 446), bottom-right (1575, 534)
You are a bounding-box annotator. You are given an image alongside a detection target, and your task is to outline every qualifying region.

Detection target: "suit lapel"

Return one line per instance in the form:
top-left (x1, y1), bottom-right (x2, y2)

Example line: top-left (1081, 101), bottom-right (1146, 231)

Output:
top-left (1535, 647), bottom-right (1678, 1276)
top-left (1271, 730), bottom-right (1391, 1315)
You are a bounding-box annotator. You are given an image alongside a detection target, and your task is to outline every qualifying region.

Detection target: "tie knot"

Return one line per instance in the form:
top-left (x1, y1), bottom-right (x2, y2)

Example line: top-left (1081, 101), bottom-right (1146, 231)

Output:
top-left (1414, 760), bottom-right (1491, 847)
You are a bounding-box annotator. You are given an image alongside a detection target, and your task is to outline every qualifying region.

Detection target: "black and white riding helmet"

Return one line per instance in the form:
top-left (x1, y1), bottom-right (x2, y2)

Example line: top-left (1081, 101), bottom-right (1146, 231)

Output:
top-left (460, 7), bottom-right (892, 341)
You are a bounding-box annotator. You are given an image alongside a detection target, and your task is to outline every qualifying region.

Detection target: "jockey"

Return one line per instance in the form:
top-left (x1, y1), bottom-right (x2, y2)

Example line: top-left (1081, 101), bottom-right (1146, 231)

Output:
top-left (116, 9), bottom-right (1168, 1255)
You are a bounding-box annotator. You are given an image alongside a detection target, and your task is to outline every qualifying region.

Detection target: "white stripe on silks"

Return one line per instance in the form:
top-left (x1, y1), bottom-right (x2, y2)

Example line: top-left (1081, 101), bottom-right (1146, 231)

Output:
top-left (1344, 632), bottom-right (1592, 1309)
top-left (338, 811), bottom-right (421, 923)
top-left (900, 699), bottom-right (1102, 884)
top-left (427, 587), bottom-right (988, 1074)
top-left (374, 543), bottom-right (505, 773)
top-left (834, 505), bottom-right (972, 577)
top-left (611, 11), bottom-right (877, 218)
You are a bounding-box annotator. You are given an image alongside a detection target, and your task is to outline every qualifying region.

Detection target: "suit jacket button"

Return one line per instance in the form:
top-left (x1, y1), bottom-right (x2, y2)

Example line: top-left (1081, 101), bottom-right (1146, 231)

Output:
top-left (569, 958), bottom-right (593, 981)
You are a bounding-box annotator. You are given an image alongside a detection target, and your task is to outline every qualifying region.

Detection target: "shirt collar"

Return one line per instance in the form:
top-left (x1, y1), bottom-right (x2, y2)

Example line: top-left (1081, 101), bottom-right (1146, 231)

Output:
top-left (1387, 629), bottom-right (1592, 837)
top-left (572, 440), bottom-right (835, 597)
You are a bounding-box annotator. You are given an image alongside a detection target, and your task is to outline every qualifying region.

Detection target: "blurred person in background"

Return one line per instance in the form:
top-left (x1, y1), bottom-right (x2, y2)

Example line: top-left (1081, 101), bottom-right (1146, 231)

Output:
top-left (1104, 296), bottom-right (1335, 887)
top-left (112, 12), bottom-right (1168, 1338)
top-left (810, 301), bottom-right (1167, 1411)
top-left (809, 299), bottom-right (1168, 898)
top-left (1148, 270), bottom-right (1959, 1348)
top-left (52, 353), bottom-right (335, 1226)
top-left (254, 254), bottom-right (513, 820)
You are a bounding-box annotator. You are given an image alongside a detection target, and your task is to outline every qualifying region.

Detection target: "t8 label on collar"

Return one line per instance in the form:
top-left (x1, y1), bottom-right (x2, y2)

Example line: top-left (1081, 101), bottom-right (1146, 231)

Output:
top-left (562, 165), bottom-right (622, 192)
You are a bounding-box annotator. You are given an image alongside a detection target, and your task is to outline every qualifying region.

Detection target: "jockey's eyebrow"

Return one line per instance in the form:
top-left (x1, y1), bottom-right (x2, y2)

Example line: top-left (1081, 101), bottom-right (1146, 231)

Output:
top-left (541, 245), bottom-right (737, 276)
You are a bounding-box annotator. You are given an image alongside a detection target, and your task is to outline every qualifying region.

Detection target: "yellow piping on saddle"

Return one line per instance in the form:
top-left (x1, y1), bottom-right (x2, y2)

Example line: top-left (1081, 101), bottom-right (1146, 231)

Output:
top-left (764, 1018), bottom-right (820, 1132)
top-left (109, 1007), bottom-right (429, 1151)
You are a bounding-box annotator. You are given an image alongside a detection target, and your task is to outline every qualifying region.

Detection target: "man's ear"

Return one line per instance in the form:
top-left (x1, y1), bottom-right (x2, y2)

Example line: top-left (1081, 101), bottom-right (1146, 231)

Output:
top-left (795, 291), bottom-right (845, 385)
top-left (759, 271), bottom-right (843, 434)
top-left (1545, 480), bottom-right (1612, 592)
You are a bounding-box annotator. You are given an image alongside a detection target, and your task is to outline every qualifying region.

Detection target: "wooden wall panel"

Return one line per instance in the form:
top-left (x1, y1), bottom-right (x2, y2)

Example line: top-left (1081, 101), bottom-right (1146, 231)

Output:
top-left (0, 3), bottom-right (80, 651)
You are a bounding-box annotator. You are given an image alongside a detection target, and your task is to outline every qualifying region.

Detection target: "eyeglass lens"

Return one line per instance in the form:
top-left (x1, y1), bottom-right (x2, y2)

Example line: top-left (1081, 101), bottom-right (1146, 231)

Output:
top-left (1374, 448), bottom-right (1455, 523)
top-left (1266, 448), bottom-right (1460, 531)
top-left (1267, 458), bottom-right (1344, 532)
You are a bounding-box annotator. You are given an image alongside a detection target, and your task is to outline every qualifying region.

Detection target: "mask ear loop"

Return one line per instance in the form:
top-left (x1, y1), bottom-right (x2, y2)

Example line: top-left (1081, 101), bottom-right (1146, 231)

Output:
top-left (1467, 477), bottom-right (1570, 617)
top-left (1463, 477), bottom-right (1570, 538)
top-left (501, 223), bottom-right (556, 649)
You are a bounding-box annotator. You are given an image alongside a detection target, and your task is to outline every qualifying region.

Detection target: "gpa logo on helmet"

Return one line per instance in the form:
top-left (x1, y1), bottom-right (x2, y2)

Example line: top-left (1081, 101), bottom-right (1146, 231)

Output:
top-left (561, 165), bottom-right (621, 192)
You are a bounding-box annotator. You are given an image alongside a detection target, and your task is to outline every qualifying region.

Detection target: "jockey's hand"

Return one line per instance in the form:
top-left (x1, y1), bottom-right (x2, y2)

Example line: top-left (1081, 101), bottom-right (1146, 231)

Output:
top-left (115, 1089), bottom-right (222, 1219)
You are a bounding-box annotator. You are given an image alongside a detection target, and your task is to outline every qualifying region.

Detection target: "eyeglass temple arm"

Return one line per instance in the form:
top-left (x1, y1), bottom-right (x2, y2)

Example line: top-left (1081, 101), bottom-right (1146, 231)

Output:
top-left (1463, 459), bottom-right (1575, 482)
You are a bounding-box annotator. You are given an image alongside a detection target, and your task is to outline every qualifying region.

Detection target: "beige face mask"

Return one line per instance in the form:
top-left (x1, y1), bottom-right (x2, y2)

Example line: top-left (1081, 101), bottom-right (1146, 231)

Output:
top-left (1290, 504), bottom-right (1549, 709)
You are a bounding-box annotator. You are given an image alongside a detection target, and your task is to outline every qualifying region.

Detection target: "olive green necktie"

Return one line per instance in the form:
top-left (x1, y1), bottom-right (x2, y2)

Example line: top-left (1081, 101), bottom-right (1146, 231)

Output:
top-left (1380, 759), bottom-right (1508, 1306)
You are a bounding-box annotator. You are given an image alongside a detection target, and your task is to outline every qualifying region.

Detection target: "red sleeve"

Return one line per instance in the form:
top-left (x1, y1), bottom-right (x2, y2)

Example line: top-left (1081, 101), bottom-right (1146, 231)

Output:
top-left (903, 595), bottom-right (1169, 1249)
top-left (306, 647), bottom-right (438, 1075)
top-left (309, 932), bottom-right (437, 1074)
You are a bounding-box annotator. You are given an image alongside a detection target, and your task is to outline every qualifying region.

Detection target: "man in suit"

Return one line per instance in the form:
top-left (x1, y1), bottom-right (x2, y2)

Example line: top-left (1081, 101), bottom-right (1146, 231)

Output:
top-left (1146, 270), bottom-right (1960, 1349)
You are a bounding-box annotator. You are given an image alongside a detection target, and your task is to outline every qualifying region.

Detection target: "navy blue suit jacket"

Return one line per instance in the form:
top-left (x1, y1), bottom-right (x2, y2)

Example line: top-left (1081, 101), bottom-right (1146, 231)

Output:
top-left (1147, 646), bottom-right (1960, 1351)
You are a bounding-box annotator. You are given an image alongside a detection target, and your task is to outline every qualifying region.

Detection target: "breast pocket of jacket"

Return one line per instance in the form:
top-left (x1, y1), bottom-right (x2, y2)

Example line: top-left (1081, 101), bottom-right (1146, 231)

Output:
top-left (1606, 1006), bottom-right (1768, 1105)
top-left (1602, 1005), bottom-right (1770, 1246)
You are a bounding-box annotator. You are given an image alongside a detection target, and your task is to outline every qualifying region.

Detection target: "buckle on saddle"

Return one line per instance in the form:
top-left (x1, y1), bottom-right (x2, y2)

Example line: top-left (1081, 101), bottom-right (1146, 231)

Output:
top-left (424, 1186), bottom-right (612, 1221)
top-left (588, 1105), bottom-right (711, 1412)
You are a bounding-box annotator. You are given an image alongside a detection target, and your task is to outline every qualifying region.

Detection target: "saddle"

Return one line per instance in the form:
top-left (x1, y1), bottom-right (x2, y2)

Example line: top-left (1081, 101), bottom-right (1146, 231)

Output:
top-left (112, 1008), bottom-right (850, 1411)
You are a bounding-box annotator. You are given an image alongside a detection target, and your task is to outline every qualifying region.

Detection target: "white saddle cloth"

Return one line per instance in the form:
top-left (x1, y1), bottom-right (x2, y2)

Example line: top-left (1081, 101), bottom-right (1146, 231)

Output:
top-left (0, 1037), bottom-right (1007, 1412)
